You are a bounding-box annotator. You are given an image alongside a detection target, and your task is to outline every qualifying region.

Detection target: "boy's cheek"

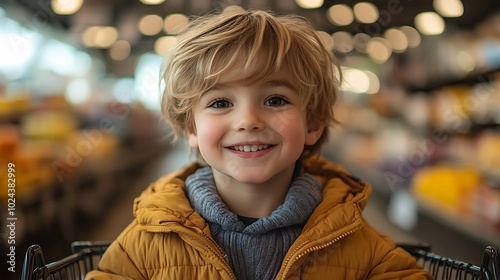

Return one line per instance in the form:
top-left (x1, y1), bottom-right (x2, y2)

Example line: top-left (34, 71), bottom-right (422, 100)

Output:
top-left (270, 112), bottom-right (305, 133)
top-left (193, 124), bottom-right (222, 147)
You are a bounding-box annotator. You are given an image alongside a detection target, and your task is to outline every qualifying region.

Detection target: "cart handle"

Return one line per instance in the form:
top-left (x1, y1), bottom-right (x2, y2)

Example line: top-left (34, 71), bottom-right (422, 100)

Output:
top-left (21, 244), bottom-right (48, 280)
top-left (481, 246), bottom-right (499, 280)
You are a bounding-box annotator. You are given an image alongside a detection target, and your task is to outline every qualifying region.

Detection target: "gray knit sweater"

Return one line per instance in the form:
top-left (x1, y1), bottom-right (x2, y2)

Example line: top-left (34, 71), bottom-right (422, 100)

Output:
top-left (185, 167), bottom-right (323, 280)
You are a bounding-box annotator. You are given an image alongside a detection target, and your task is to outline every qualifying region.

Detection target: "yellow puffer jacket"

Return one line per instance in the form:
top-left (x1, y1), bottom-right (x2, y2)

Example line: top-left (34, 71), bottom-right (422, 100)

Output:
top-left (86, 157), bottom-right (433, 280)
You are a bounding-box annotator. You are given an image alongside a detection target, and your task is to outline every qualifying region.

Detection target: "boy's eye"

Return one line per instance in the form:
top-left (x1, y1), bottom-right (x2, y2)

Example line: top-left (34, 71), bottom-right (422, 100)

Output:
top-left (208, 98), bottom-right (233, 108)
top-left (264, 95), bottom-right (289, 106)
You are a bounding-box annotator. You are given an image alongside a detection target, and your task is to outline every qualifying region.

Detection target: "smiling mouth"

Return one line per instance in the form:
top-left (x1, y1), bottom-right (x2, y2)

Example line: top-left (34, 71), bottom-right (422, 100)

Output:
top-left (229, 145), bottom-right (273, 152)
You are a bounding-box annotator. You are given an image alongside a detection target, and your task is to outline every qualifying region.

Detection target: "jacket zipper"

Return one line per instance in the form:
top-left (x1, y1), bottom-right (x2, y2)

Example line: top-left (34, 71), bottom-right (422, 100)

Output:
top-left (198, 231), bottom-right (236, 280)
top-left (280, 222), bottom-right (364, 279)
top-left (143, 226), bottom-right (236, 280)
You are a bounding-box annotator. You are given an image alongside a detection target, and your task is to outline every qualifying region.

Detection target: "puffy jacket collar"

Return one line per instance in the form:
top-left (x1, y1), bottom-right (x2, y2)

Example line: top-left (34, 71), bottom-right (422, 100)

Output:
top-left (133, 162), bottom-right (209, 233)
top-left (133, 156), bottom-right (372, 238)
top-left (302, 156), bottom-right (371, 230)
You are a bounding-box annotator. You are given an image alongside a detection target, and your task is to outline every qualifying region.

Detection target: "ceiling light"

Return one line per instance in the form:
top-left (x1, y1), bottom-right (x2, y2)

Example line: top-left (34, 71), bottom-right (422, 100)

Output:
top-left (138, 14), bottom-right (163, 36)
top-left (353, 33), bottom-right (371, 53)
top-left (164, 14), bottom-right (189, 34)
top-left (95, 26), bottom-right (118, 48)
top-left (367, 37), bottom-right (392, 63)
top-left (354, 2), bottom-right (379, 24)
top-left (327, 5), bottom-right (354, 26)
top-left (65, 78), bottom-right (91, 104)
top-left (332, 31), bottom-right (353, 53)
top-left (341, 68), bottom-right (370, 94)
top-left (51, 0), bottom-right (83, 15)
top-left (135, 53), bottom-right (163, 110)
top-left (365, 70), bottom-right (380, 94)
top-left (110, 40), bottom-right (131, 61)
top-left (384, 28), bottom-right (408, 53)
top-left (399, 26), bottom-right (421, 48)
top-left (139, 0), bottom-right (165, 4)
top-left (155, 36), bottom-right (177, 55)
top-left (434, 0), bottom-right (464, 17)
top-left (316, 30), bottom-right (334, 51)
top-left (113, 78), bottom-right (135, 104)
top-left (415, 12), bottom-right (445, 35)
top-left (295, 0), bottom-right (324, 9)
top-left (81, 26), bottom-right (100, 47)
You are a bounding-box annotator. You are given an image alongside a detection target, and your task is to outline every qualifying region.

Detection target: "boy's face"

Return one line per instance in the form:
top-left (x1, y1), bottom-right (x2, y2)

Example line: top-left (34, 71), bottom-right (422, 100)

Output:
top-left (187, 65), bottom-right (324, 185)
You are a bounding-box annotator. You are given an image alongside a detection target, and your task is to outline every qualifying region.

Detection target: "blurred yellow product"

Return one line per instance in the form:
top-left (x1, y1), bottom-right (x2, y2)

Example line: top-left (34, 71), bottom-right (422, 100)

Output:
top-left (0, 96), bottom-right (15, 116)
top-left (10, 144), bottom-right (57, 197)
top-left (21, 110), bottom-right (78, 140)
top-left (411, 165), bottom-right (481, 213)
top-left (0, 138), bottom-right (58, 200)
top-left (429, 87), bottom-right (472, 129)
top-left (0, 94), bottom-right (31, 116)
top-left (12, 95), bottom-right (31, 112)
top-left (444, 86), bottom-right (473, 116)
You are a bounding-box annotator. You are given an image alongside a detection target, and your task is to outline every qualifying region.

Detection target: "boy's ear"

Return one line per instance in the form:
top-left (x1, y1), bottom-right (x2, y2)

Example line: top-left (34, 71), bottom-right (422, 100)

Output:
top-left (305, 119), bottom-right (325, 146)
top-left (186, 127), bottom-right (199, 148)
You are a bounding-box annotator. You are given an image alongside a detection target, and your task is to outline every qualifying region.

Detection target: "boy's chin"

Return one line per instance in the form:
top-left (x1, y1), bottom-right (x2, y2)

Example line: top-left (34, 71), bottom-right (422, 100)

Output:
top-left (212, 165), bottom-right (291, 186)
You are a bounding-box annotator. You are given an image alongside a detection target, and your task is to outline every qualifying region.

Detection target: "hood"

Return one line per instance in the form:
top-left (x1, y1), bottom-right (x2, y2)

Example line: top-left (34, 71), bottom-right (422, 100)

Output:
top-left (300, 156), bottom-right (372, 238)
top-left (304, 156), bottom-right (371, 210)
top-left (133, 162), bottom-right (209, 231)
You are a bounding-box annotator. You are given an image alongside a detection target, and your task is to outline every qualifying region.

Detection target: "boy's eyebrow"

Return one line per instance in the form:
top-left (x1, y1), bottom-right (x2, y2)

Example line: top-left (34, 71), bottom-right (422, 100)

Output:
top-left (201, 83), bottom-right (230, 96)
top-left (262, 79), bottom-right (296, 90)
top-left (206, 79), bottom-right (296, 93)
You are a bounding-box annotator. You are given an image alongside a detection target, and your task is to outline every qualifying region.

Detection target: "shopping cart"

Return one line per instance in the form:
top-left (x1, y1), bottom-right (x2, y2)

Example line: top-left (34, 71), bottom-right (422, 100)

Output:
top-left (21, 241), bottom-right (110, 280)
top-left (21, 241), bottom-right (499, 280)
top-left (398, 243), bottom-right (499, 280)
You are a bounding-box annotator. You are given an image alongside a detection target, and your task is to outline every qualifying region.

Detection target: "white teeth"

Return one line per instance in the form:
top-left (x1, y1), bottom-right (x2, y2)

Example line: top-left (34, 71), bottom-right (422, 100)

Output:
top-left (232, 145), bottom-right (270, 152)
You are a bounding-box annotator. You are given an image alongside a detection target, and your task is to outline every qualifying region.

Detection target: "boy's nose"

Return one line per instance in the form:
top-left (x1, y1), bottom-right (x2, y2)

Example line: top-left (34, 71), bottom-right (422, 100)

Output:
top-left (234, 106), bottom-right (265, 131)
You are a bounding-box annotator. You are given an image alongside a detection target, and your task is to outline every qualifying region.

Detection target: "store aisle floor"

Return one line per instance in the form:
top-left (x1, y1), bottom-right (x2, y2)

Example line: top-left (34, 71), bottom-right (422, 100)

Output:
top-left (88, 142), bottom-right (489, 265)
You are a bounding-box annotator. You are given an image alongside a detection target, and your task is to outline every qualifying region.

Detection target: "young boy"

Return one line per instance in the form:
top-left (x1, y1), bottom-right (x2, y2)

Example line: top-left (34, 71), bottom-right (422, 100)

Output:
top-left (86, 9), bottom-right (433, 280)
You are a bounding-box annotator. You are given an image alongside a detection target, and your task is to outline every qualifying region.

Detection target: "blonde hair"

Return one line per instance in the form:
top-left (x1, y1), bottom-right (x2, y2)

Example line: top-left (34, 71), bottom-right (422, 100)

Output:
top-left (161, 9), bottom-right (341, 158)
